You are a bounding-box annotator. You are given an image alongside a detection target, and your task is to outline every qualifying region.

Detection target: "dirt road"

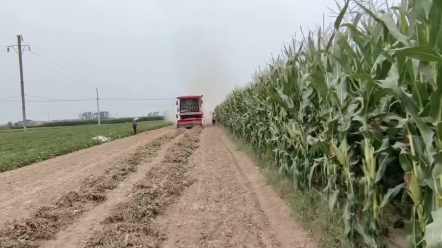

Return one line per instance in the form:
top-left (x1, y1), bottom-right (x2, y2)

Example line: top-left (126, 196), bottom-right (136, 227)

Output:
top-left (0, 126), bottom-right (314, 248)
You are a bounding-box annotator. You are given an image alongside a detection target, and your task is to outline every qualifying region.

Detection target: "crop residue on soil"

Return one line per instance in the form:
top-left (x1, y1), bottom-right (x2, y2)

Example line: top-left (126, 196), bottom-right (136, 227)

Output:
top-left (0, 130), bottom-right (182, 248)
top-left (85, 127), bottom-right (202, 248)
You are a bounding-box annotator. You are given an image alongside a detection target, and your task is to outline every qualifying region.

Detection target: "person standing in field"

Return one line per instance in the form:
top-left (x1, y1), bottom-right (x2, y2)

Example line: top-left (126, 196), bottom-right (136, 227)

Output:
top-left (132, 117), bottom-right (139, 134)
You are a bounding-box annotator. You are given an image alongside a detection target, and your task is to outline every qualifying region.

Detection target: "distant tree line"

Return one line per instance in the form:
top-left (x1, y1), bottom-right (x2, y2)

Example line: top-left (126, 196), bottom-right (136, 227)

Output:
top-left (6, 120), bottom-right (32, 128)
top-left (30, 116), bottom-right (164, 128)
top-left (147, 111), bottom-right (160, 117)
top-left (78, 111), bottom-right (111, 120)
top-left (7, 110), bottom-right (165, 129)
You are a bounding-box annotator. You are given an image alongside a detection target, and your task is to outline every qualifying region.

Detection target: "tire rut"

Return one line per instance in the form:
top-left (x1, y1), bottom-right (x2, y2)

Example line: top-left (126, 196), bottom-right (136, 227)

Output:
top-left (0, 127), bottom-right (173, 225)
top-left (0, 129), bottom-right (183, 248)
top-left (158, 126), bottom-right (314, 248)
top-left (216, 128), bottom-right (315, 248)
top-left (158, 126), bottom-right (280, 248)
top-left (43, 130), bottom-right (186, 248)
top-left (83, 127), bottom-right (202, 248)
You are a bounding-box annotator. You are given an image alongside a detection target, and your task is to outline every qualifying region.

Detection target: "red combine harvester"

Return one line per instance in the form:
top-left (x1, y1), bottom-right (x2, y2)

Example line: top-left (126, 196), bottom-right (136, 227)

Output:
top-left (176, 95), bottom-right (204, 129)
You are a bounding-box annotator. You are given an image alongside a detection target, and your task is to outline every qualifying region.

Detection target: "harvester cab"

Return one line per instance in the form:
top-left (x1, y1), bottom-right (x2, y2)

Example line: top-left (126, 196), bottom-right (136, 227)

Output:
top-left (175, 95), bottom-right (204, 129)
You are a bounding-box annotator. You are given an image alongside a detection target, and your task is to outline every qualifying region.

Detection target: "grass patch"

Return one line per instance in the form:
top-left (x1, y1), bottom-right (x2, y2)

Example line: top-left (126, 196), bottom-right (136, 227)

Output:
top-left (219, 126), bottom-right (352, 248)
top-left (0, 121), bottom-right (172, 172)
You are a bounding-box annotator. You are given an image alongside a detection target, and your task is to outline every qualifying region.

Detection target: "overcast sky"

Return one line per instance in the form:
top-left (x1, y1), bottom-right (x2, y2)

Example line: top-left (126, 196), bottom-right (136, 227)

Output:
top-left (0, 0), bottom-right (336, 124)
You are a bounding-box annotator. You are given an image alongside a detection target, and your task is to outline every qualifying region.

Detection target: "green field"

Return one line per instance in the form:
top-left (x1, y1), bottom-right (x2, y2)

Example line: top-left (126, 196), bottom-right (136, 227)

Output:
top-left (0, 120), bottom-right (171, 172)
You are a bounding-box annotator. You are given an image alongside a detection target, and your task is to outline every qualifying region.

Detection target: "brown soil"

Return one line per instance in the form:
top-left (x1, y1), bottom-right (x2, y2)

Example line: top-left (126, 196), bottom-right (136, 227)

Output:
top-left (43, 129), bottom-right (186, 248)
top-left (158, 126), bottom-right (315, 248)
top-left (84, 127), bottom-right (202, 248)
top-left (0, 127), bottom-right (173, 225)
top-left (0, 126), bottom-right (316, 248)
top-left (0, 128), bottom-right (181, 248)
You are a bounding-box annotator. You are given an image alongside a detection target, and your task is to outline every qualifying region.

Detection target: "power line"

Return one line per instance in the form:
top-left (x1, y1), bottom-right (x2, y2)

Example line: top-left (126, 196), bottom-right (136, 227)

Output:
top-left (24, 106), bottom-right (169, 121)
top-left (26, 58), bottom-right (97, 89)
top-left (106, 105), bottom-right (172, 111)
top-left (29, 52), bottom-right (138, 97)
top-left (30, 51), bottom-right (99, 88)
top-left (1, 92), bottom-right (175, 102)
top-left (32, 111), bottom-right (80, 115)
top-left (22, 47), bottom-right (115, 94)
top-left (25, 44), bottom-right (140, 95)
top-left (20, 43), bottom-right (150, 101)
top-left (29, 46), bottom-right (96, 80)
top-left (0, 94), bottom-right (95, 102)
top-left (26, 55), bottom-right (137, 97)
top-left (18, 40), bottom-right (172, 100)
top-left (100, 98), bottom-right (175, 101)
top-left (0, 35), bottom-right (14, 40)
top-left (0, 99), bottom-right (95, 103)
top-left (0, 96), bottom-right (174, 103)
top-left (28, 104), bottom-right (170, 114)
top-left (0, 95), bottom-right (20, 101)
top-left (25, 95), bottom-right (94, 101)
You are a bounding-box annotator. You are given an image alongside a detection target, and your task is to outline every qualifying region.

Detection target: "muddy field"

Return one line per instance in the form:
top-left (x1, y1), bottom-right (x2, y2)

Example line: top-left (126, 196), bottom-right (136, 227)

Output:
top-left (0, 126), bottom-right (314, 248)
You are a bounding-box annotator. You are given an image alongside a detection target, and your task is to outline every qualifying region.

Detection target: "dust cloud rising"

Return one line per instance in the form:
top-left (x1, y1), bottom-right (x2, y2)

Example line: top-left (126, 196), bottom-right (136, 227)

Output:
top-left (172, 28), bottom-right (236, 124)
top-left (164, 105), bottom-right (177, 124)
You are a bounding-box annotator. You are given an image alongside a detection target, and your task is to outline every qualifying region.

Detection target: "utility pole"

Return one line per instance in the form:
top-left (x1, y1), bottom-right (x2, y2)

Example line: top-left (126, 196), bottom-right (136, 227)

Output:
top-left (7, 35), bottom-right (30, 131)
top-left (96, 88), bottom-right (101, 125)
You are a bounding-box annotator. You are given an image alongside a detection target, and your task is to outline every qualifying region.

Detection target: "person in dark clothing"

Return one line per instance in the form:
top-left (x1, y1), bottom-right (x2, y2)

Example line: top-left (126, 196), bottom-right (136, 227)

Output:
top-left (210, 111), bottom-right (216, 125)
top-left (132, 117), bottom-right (139, 134)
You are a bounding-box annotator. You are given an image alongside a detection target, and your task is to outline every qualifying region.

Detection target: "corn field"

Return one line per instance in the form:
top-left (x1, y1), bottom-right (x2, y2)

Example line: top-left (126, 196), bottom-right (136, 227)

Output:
top-left (216, 0), bottom-right (442, 247)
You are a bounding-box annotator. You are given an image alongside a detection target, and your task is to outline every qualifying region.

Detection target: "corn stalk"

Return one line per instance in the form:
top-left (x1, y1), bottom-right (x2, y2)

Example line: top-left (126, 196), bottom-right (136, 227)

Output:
top-left (216, 0), bottom-right (442, 246)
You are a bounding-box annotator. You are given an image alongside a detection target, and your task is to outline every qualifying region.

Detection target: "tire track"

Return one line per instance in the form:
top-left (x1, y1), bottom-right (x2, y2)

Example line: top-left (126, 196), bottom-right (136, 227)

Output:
top-left (157, 126), bottom-right (314, 248)
top-left (43, 130), bottom-right (186, 248)
top-left (0, 129), bottom-right (183, 248)
top-left (158, 126), bottom-right (279, 248)
top-left (216, 128), bottom-right (315, 248)
top-left (84, 127), bottom-right (202, 248)
top-left (0, 128), bottom-right (173, 226)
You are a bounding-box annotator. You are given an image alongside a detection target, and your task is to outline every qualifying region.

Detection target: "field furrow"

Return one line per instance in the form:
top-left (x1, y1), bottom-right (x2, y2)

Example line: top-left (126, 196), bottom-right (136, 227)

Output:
top-left (0, 126), bottom-right (321, 248)
top-left (84, 128), bottom-right (202, 248)
top-left (0, 129), bottom-right (183, 248)
top-left (157, 126), bottom-right (314, 248)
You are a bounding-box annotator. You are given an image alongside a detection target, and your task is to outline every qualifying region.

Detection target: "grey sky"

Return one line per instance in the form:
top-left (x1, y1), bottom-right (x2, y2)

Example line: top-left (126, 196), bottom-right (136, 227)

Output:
top-left (0, 0), bottom-right (335, 124)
